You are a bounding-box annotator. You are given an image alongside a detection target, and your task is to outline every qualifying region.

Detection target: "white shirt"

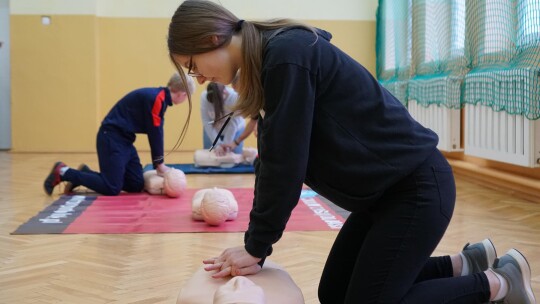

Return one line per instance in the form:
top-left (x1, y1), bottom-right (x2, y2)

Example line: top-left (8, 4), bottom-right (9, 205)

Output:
top-left (200, 86), bottom-right (246, 145)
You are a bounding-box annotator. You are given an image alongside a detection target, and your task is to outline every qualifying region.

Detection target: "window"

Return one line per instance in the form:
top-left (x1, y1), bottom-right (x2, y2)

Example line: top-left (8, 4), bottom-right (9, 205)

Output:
top-left (450, 0), bottom-right (466, 57)
top-left (415, 0), bottom-right (465, 71)
top-left (383, 1), bottom-right (396, 71)
top-left (518, 0), bottom-right (540, 47)
top-left (482, 0), bottom-right (515, 54)
top-left (422, 1), bottom-right (450, 63)
top-left (380, 0), bottom-right (411, 74)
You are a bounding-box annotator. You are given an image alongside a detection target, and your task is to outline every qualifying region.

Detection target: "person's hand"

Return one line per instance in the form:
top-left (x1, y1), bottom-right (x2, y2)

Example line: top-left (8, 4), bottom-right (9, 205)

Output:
top-left (203, 246), bottom-right (262, 278)
top-left (219, 143), bottom-right (237, 154)
top-left (156, 163), bottom-right (171, 176)
top-left (214, 144), bottom-right (231, 156)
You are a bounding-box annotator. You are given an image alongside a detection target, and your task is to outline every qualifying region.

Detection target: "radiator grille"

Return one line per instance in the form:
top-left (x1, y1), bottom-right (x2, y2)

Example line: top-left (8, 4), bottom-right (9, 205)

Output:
top-left (465, 103), bottom-right (540, 167)
top-left (408, 100), bottom-right (462, 152)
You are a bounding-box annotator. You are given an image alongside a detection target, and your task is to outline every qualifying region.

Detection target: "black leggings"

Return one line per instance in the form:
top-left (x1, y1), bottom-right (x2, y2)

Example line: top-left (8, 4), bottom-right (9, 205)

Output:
top-left (318, 150), bottom-right (491, 303)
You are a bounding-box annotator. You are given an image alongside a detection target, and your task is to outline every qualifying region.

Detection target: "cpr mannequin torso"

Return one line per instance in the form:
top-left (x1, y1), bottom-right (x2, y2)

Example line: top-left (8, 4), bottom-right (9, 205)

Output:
top-left (177, 260), bottom-right (304, 304)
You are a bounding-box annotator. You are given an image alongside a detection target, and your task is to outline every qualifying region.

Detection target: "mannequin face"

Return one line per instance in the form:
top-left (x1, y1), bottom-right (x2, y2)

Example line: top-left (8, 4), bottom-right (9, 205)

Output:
top-left (213, 276), bottom-right (265, 304)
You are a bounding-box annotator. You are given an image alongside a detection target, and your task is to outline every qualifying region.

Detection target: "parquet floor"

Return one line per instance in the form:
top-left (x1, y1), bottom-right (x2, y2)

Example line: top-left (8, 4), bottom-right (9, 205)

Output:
top-left (0, 151), bottom-right (538, 303)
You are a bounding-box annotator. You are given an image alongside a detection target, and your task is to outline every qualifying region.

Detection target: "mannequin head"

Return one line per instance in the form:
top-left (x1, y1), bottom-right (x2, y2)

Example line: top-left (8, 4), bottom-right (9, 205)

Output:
top-left (200, 188), bottom-right (232, 226)
top-left (213, 276), bottom-right (265, 304)
top-left (164, 168), bottom-right (187, 198)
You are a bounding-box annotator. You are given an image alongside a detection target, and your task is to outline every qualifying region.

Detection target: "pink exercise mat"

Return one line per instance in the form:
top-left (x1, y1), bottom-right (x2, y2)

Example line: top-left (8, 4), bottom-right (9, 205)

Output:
top-left (13, 188), bottom-right (345, 234)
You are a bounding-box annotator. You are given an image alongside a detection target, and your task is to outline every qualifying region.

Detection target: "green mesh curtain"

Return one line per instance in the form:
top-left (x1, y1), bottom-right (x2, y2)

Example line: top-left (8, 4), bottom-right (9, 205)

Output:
top-left (463, 0), bottom-right (540, 119)
top-left (376, 0), bottom-right (412, 105)
top-left (376, 0), bottom-right (540, 119)
top-left (408, 0), bottom-right (467, 109)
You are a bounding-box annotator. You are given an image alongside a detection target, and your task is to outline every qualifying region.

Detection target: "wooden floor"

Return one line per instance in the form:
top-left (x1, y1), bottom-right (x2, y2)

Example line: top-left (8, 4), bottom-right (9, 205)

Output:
top-left (0, 151), bottom-right (538, 303)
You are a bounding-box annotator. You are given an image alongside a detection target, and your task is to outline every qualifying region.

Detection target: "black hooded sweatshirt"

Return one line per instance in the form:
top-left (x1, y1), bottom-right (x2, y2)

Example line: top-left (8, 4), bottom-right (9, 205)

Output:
top-left (244, 28), bottom-right (438, 261)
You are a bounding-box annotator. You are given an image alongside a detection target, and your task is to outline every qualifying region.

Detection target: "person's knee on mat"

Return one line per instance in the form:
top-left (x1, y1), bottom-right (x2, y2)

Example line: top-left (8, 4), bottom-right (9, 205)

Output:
top-left (101, 184), bottom-right (123, 196)
top-left (123, 178), bottom-right (144, 193)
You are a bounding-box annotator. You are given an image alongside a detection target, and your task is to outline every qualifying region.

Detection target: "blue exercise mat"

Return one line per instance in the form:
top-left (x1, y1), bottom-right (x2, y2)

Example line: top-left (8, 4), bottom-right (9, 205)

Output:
top-left (143, 163), bottom-right (254, 174)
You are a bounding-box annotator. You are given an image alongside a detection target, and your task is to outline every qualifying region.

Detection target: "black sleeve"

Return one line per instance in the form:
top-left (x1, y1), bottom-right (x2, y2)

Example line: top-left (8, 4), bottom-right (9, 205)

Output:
top-left (244, 63), bottom-right (316, 259)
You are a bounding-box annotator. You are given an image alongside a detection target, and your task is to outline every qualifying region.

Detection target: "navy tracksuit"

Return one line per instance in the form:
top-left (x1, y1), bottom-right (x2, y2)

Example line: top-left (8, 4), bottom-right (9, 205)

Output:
top-left (63, 87), bottom-right (171, 195)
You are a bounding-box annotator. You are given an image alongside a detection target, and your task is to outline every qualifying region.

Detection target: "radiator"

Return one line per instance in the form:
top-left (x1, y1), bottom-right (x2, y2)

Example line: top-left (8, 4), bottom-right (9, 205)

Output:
top-left (408, 100), bottom-right (462, 152)
top-left (465, 103), bottom-right (540, 167)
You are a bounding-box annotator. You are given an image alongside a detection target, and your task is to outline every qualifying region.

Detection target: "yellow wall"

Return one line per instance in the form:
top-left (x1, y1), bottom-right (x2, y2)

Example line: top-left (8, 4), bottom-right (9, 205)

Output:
top-left (96, 17), bottom-right (201, 153)
top-left (10, 1), bottom-right (377, 153)
top-left (11, 15), bottom-right (98, 152)
top-left (308, 20), bottom-right (376, 75)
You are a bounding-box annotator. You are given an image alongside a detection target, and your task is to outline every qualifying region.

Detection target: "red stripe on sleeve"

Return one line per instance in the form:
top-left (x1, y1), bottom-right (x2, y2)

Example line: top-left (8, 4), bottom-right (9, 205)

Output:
top-left (152, 90), bottom-right (165, 127)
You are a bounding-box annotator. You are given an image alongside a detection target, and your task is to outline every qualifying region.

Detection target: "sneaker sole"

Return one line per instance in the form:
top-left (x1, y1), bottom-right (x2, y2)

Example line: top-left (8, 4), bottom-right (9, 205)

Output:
top-left (482, 239), bottom-right (497, 268)
top-left (44, 162), bottom-right (62, 195)
top-left (507, 248), bottom-right (536, 304)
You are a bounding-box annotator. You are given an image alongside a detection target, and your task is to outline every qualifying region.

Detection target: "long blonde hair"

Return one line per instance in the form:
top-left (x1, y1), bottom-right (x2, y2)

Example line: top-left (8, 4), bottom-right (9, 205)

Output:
top-left (167, 0), bottom-right (316, 118)
top-left (166, 72), bottom-right (194, 152)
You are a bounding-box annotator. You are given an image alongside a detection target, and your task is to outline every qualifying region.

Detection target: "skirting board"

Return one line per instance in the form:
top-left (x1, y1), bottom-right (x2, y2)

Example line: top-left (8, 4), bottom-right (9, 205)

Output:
top-left (447, 158), bottom-right (540, 203)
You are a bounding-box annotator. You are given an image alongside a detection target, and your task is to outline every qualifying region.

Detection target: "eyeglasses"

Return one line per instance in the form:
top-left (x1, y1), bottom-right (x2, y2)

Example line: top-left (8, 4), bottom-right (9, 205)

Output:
top-left (208, 112), bottom-right (234, 152)
top-left (187, 56), bottom-right (203, 77)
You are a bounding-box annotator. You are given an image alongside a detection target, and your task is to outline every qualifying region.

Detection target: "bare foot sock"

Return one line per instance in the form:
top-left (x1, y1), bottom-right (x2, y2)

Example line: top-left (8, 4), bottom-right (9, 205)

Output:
top-left (489, 269), bottom-right (508, 301)
top-left (60, 166), bottom-right (69, 176)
